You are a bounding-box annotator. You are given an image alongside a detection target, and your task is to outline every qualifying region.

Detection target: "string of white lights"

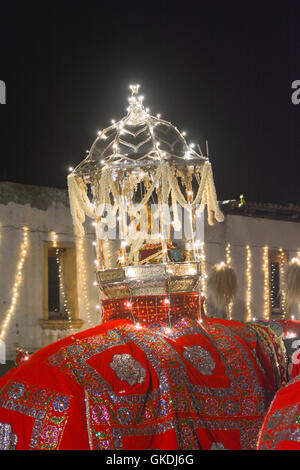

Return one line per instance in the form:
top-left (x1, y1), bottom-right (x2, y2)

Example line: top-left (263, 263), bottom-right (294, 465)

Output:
top-left (263, 246), bottom-right (270, 320)
top-left (270, 261), bottom-right (277, 312)
top-left (226, 243), bottom-right (233, 319)
top-left (50, 232), bottom-right (74, 334)
top-left (279, 248), bottom-right (287, 318)
top-left (0, 227), bottom-right (29, 341)
top-left (199, 242), bottom-right (207, 314)
top-left (245, 245), bottom-right (252, 322)
top-left (76, 236), bottom-right (94, 327)
top-left (56, 248), bottom-right (74, 333)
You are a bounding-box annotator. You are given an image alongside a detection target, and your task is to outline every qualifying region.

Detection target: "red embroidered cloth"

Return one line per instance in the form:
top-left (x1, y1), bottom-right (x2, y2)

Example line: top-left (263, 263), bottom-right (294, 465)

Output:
top-left (0, 317), bottom-right (287, 450)
top-left (257, 374), bottom-right (300, 450)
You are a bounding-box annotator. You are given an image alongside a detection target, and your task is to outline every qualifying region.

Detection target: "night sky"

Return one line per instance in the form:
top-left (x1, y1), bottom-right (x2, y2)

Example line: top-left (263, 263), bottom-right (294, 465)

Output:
top-left (0, 0), bottom-right (299, 205)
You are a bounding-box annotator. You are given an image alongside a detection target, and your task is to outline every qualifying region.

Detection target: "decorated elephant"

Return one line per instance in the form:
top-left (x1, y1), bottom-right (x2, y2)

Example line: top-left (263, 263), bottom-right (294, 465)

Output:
top-left (0, 315), bottom-right (288, 450)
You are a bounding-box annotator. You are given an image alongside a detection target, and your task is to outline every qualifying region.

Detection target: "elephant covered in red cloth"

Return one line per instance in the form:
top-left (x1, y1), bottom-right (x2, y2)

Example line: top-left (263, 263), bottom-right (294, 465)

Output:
top-left (0, 317), bottom-right (287, 450)
top-left (257, 373), bottom-right (300, 450)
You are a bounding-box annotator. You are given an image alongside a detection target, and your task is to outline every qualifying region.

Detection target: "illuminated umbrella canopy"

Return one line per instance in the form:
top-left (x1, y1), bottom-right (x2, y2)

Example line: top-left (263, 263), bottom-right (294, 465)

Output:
top-left (68, 85), bottom-right (224, 320)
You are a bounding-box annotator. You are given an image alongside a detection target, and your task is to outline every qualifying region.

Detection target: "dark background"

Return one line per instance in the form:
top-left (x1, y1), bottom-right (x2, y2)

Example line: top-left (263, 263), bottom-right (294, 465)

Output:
top-left (0, 0), bottom-right (299, 204)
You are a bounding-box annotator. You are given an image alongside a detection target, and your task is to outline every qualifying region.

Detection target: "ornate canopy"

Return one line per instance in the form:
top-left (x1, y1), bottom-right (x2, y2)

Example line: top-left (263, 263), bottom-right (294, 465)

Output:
top-left (67, 85), bottom-right (224, 318)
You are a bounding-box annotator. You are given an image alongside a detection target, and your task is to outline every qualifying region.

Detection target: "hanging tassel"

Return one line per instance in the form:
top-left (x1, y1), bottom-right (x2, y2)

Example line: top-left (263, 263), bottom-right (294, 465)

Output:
top-left (207, 262), bottom-right (238, 310)
top-left (285, 258), bottom-right (300, 302)
top-left (102, 239), bottom-right (118, 269)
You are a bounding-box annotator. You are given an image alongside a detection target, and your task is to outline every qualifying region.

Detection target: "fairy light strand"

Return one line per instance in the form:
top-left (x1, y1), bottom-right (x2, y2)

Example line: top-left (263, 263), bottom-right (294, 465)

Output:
top-left (270, 261), bottom-right (277, 312)
top-left (200, 242), bottom-right (207, 314)
top-left (226, 243), bottom-right (233, 319)
top-left (56, 248), bottom-right (74, 333)
top-left (0, 227), bottom-right (29, 341)
top-left (279, 248), bottom-right (287, 318)
top-left (263, 246), bottom-right (270, 320)
top-left (246, 245), bottom-right (252, 322)
top-left (51, 232), bottom-right (74, 333)
top-left (76, 236), bottom-right (94, 327)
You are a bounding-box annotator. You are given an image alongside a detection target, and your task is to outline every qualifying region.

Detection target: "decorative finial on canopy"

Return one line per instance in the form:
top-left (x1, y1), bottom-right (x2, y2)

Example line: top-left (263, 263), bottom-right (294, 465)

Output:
top-left (129, 84), bottom-right (140, 95)
top-left (127, 84), bottom-right (146, 123)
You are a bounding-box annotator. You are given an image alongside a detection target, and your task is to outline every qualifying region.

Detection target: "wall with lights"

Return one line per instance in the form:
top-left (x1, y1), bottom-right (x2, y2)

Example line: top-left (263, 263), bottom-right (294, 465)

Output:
top-left (0, 182), bottom-right (98, 360)
top-left (1, 181), bottom-right (300, 360)
top-left (205, 213), bottom-right (300, 321)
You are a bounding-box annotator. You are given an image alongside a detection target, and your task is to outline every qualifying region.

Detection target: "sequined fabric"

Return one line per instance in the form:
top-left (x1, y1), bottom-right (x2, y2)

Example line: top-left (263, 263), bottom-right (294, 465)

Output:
top-left (0, 317), bottom-right (289, 450)
top-left (182, 345), bottom-right (216, 375)
top-left (101, 293), bottom-right (203, 325)
top-left (0, 422), bottom-right (18, 450)
top-left (110, 354), bottom-right (146, 386)
top-left (257, 374), bottom-right (300, 450)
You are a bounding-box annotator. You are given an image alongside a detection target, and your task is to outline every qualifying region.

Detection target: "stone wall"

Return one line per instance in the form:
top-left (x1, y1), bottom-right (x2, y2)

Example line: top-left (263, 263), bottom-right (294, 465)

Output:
top-left (205, 214), bottom-right (300, 321)
top-left (0, 182), bottom-right (99, 360)
top-left (1, 181), bottom-right (300, 360)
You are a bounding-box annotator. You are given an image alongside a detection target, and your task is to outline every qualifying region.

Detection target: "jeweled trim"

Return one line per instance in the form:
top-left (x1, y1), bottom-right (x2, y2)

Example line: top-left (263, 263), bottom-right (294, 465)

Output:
top-left (0, 422), bottom-right (18, 450)
top-left (0, 381), bottom-right (72, 450)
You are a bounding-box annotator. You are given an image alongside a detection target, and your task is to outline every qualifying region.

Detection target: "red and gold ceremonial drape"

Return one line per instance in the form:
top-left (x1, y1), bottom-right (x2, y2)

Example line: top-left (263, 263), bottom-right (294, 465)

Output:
top-left (0, 317), bottom-right (288, 450)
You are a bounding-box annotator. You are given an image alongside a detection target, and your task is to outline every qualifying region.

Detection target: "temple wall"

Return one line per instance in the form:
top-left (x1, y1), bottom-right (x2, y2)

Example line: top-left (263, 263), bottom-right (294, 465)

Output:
top-left (205, 214), bottom-right (300, 321)
top-left (1, 181), bottom-right (300, 360)
top-left (0, 182), bottom-right (99, 361)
